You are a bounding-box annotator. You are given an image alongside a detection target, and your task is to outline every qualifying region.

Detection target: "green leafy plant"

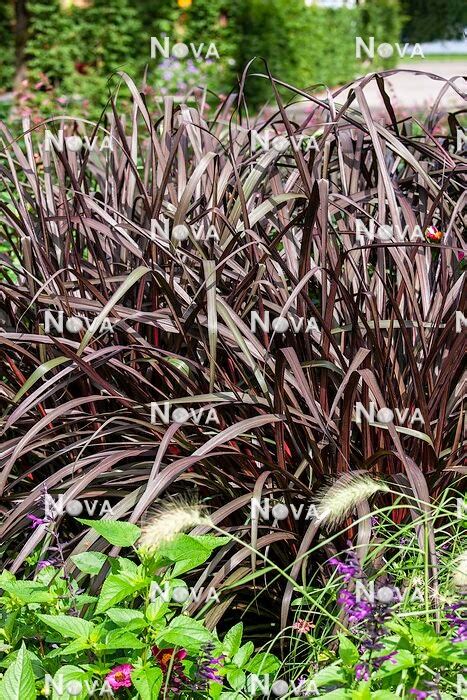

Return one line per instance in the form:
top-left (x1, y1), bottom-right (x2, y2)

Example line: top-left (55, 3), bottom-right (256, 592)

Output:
top-left (0, 519), bottom-right (280, 698)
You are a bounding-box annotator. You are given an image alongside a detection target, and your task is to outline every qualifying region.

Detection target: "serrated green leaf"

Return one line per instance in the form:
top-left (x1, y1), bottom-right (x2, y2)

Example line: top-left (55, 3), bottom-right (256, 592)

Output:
top-left (375, 649), bottom-right (414, 677)
top-left (245, 652), bottom-right (280, 675)
top-left (352, 681), bottom-right (371, 700)
top-left (156, 615), bottom-right (212, 651)
top-left (232, 642), bottom-right (254, 668)
top-left (37, 614), bottom-right (94, 640)
top-left (95, 574), bottom-right (144, 614)
top-left (312, 662), bottom-right (346, 688)
top-left (131, 667), bottom-right (163, 700)
top-left (1, 643), bottom-right (36, 700)
top-left (105, 608), bottom-right (146, 629)
top-left (49, 639), bottom-right (91, 657)
top-left (1, 580), bottom-right (54, 604)
top-left (227, 668), bottom-right (246, 690)
top-left (338, 635), bottom-right (359, 666)
top-left (158, 534), bottom-right (219, 577)
top-left (77, 519), bottom-right (141, 547)
top-left (71, 552), bottom-right (107, 575)
top-left (103, 629), bottom-right (144, 650)
top-left (49, 665), bottom-right (89, 700)
top-left (223, 623), bottom-right (243, 658)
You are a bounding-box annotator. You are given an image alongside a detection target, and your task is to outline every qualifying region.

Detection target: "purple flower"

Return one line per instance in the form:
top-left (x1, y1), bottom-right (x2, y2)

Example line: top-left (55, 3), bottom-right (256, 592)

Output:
top-left (27, 514), bottom-right (46, 528)
top-left (373, 651), bottom-right (398, 669)
top-left (446, 601), bottom-right (467, 643)
top-left (355, 663), bottom-right (370, 681)
top-left (337, 590), bottom-right (373, 623)
top-left (329, 549), bottom-right (361, 582)
top-left (191, 643), bottom-right (225, 690)
top-left (37, 559), bottom-right (55, 569)
top-left (410, 691), bottom-right (428, 700)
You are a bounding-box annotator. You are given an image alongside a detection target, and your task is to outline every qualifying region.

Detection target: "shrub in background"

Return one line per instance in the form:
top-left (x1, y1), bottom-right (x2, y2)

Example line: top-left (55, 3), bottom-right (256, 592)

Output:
top-left (303, 6), bottom-right (361, 87)
top-left (0, 0), bottom-right (406, 120)
top-left (358, 0), bottom-right (403, 71)
top-left (401, 0), bottom-right (467, 42)
top-left (0, 3), bottom-right (15, 92)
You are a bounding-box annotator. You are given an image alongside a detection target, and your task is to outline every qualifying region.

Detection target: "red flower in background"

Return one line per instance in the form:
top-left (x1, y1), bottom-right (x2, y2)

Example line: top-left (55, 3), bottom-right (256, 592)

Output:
top-left (425, 225), bottom-right (443, 242)
top-left (152, 646), bottom-right (189, 693)
top-left (152, 646), bottom-right (187, 672)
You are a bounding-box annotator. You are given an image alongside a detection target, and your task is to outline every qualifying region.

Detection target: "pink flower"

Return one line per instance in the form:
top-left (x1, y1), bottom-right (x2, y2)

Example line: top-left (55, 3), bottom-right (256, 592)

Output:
top-left (105, 664), bottom-right (133, 690)
top-left (292, 618), bottom-right (314, 633)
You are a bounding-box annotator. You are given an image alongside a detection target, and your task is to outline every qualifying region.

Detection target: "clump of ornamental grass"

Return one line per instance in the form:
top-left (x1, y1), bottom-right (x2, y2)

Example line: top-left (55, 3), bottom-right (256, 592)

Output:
top-left (138, 501), bottom-right (211, 554)
top-left (0, 66), bottom-right (464, 637)
top-left (316, 473), bottom-right (390, 529)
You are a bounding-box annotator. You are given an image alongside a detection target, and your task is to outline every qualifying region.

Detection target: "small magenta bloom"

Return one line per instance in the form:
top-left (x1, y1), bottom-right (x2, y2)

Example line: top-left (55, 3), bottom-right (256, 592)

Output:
top-left (410, 690), bottom-right (428, 700)
top-left (105, 664), bottom-right (133, 690)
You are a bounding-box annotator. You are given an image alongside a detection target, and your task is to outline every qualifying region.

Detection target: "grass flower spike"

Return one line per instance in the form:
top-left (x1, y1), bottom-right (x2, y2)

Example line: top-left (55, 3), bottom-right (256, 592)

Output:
top-left (452, 551), bottom-right (467, 590)
top-left (138, 502), bottom-right (210, 553)
top-left (316, 473), bottom-right (390, 529)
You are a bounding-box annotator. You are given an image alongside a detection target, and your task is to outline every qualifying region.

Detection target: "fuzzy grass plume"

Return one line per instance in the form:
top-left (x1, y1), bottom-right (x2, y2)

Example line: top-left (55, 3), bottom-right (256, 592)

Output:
top-left (315, 472), bottom-right (390, 530)
top-left (138, 501), bottom-right (211, 553)
top-left (452, 551), bottom-right (467, 590)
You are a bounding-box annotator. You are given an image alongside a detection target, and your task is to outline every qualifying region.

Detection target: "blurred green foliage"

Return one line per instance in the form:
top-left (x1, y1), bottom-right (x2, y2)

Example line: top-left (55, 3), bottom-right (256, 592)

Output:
top-left (0, 0), bottom-right (405, 118)
top-left (0, 3), bottom-right (15, 90)
top-left (359, 0), bottom-right (404, 71)
top-left (401, 0), bottom-right (466, 42)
